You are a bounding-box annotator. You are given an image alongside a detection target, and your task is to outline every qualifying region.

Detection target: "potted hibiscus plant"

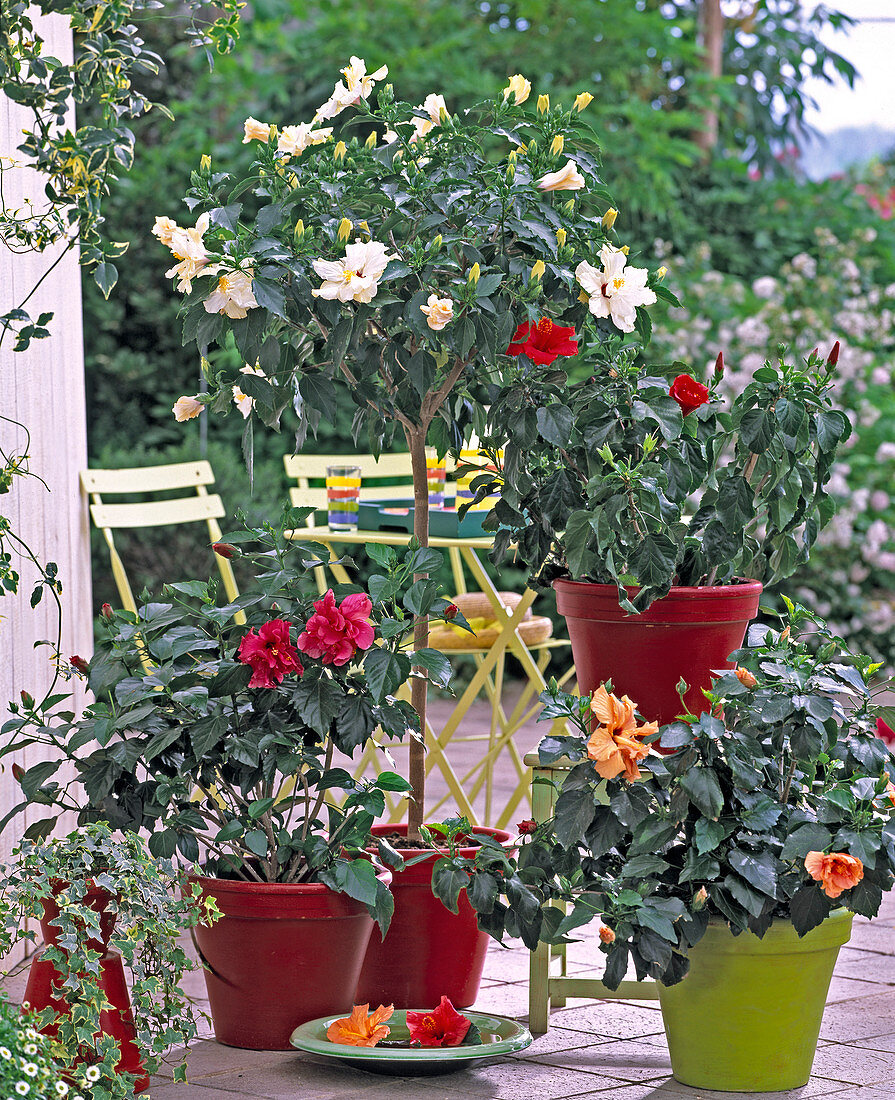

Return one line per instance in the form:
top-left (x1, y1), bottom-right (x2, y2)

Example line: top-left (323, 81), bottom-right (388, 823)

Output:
top-left (1, 509), bottom-right (455, 1050)
top-left (155, 60), bottom-right (641, 838)
top-left (496, 599), bottom-right (895, 1092)
top-left (154, 58), bottom-right (653, 1003)
top-left (481, 338), bottom-right (851, 725)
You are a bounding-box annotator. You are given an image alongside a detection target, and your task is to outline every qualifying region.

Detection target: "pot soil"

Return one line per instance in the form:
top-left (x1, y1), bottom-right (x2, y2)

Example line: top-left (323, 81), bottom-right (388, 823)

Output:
top-left (355, 825), bottom-right (511, 1010)
top-left (554, 579), bottom-right (763, 730)
top-left (190, 874), bottom-right (384, 1050)
top-left (658, 910), bottom-right (853, 1092)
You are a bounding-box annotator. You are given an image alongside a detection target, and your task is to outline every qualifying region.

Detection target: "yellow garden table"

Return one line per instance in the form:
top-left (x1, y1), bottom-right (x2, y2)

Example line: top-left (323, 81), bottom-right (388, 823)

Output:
top-left (287, 524), bottom-right (572, 827)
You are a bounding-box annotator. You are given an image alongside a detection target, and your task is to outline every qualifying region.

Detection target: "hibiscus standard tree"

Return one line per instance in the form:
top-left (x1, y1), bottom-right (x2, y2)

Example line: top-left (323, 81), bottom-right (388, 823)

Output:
top-left (156, 59), bottom-right (667, 834)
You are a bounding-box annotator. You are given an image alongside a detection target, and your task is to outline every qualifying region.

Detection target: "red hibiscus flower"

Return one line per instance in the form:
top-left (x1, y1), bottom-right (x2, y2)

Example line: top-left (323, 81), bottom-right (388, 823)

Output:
top-left (238, 618), bottom-right (303, 688)
top-left (669, 373), bottom-right (710, 415)
top-left (516, 819), bottom-right (537, 835)
top-left (406, 996), bottom-right (471, 1048)
top-left (877, 717), bottom-right (895, 744)
top-left (506, 317), bottom-right (578, 365)
top-left (297, 590), bottom-right (375, 666)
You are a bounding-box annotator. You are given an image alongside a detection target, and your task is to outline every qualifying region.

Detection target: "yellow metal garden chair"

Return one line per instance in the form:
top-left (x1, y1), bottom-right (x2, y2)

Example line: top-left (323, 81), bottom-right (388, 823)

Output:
top-left (79, 460), bottom-right (243, 623)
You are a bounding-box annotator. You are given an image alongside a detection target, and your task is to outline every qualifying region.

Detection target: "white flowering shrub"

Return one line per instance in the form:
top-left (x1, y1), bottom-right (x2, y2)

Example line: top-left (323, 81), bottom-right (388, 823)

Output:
top-left (0, 998), bottom-right (94, 1100)
top-left (650, 228), bottom-right (895, 669)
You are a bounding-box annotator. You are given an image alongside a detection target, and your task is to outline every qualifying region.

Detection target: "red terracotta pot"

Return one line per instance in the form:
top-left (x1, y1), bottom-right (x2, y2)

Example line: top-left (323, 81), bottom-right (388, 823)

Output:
top-left (554, 579), bottom-right (763, 730)
top-left (39, 883), bottom-right (117, 952)
top-left (354, 825), bottom-right (512, 1010)
top-left (190, 873), bottom-right (386, 1050)
top-left (23, 951), bottom-right (148, 1092)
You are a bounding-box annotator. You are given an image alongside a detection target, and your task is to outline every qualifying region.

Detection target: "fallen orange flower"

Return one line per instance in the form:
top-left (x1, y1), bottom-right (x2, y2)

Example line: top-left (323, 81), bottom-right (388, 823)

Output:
top-left (587, 684), bottom-right (658, 781)
top-left (804, 851), bottom-right (864, 899)
top-left (326, 1003), bottom-right (394, 1047)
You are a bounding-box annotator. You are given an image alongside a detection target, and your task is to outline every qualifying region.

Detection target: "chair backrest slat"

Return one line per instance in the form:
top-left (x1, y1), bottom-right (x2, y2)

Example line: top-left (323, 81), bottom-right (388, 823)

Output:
top-left (80, 461), bottom-right (216, 495)
top-left (90, 494), bottom-right (226, 530)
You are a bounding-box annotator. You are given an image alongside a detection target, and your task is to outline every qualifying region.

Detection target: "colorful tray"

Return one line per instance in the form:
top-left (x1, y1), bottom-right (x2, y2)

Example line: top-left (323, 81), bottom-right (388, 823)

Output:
top-left (290, 1009), bottom-right (532, 1076)
top-left (358, 498), bottom-right (491, 538)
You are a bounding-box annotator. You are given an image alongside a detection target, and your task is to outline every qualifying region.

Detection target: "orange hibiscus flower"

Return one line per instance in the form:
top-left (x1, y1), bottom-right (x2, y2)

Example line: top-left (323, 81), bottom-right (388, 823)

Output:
top-left (326, 1003), bottom-right (394, 1047)
top-left (804, 851), bottom-right (864, 899)
top-left (587, 684), bottom-right (658, 782)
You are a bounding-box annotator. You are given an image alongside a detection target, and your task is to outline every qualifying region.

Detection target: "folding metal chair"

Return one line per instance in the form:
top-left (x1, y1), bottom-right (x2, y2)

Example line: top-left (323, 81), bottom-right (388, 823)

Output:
top-left (80, 460), bottom-right (243, 622)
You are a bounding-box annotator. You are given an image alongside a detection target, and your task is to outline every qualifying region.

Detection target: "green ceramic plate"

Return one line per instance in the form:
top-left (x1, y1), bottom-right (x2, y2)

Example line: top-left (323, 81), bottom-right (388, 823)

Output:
top-left (290, 1009), bottom-right (532, 1076)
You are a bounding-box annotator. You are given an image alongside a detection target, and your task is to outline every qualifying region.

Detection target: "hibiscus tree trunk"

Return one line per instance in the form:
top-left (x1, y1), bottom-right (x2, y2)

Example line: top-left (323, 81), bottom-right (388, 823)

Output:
top-left (405, 424), bottom-right (430, 840)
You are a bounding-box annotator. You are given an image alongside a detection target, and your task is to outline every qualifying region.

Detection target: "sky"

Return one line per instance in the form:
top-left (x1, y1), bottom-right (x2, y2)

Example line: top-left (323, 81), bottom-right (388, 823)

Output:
top-left (803, 0), bottom-right (895, 133)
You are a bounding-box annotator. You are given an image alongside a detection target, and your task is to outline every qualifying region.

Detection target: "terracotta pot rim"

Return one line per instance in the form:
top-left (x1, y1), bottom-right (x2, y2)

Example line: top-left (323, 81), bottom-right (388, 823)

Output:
top-left (368, 825), bottom-right (513, 860)
top-left (553, 578), bottom-right (764, 599)
top-left (190, 869), bottom-right (390, 895)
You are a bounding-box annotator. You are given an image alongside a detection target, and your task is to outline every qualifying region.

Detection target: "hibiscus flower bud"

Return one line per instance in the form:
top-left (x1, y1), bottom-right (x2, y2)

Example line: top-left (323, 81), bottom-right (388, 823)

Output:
top-left (431, 234), bottom-right (443, 252)
top-left (556, 227), bottom-right (567, 248)
top-left (364, 130), bottom-right (377, 148)
top-left (199, 154), bottom-right (212, 172)
top-left (212, 542), bottom-right (237, 559)
top-left (443, 603), bottom-right (459, 620)
top-left (780, 626), bottom-right (791, 643)
top-left (20, 690), bottom-right (34, 709)
top-left (574, 92), bottom-right (594, 112)
top-left (810, 346), bottom-right (819, 360)
top-left (530, 259), bottom-right (546, 282)
top-left (601, 207), bottom-right (618, 230)
top-left (70, 655), bottom-right (89, 675)
top-left (337, 217), bottom-right (353, 242)
top-left (294, 219), bottom-right (305, 242)
top-left (333, 140), bottom-right (347, 161)
top-left (598, 925), bottom-right (615, 944)
top-left (826, 340), bottom-right (840, 368)
top-left (12, 762), bottom-right (24, 782)
top-left (550, 134), bottom-right (564, 157)
top-left (537, 93), bottom-right (550, 114)
top-left (735, 666), bottom-right (757, 688)
top-left (101, 603), bottom-right (113, 620)
top-left (693, 886), bottom-right (709, 910)
top-left (468, 262), bottom-right (481, 285)
top-left (657, 266), bottom-right (667, 279)
top-left (714, 351), bottom-right (724, 378)
top-left (516, 819), bottom-right (537, 835)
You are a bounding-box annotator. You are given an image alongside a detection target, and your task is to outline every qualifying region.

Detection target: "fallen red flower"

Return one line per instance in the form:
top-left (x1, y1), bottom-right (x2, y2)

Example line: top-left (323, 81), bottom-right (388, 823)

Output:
top-left (406, 996), bottom-right (472, 1047)
top-left (506, 317), bottom-right (578, 365)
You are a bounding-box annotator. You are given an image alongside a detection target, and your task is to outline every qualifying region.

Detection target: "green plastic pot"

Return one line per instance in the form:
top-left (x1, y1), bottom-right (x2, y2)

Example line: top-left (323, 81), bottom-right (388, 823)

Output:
top-left (658, 909), bottom-right (853, 1093)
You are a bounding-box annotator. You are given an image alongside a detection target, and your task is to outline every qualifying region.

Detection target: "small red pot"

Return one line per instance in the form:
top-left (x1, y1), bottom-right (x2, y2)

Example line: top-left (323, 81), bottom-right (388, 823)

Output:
top-left (554, 579), bottom-right (763, 729)
top-left (190, 873), bottom-right (387, 1050)
top-left (354, 825), bottom-right (511, 1010)
top-left (39, 883), bottom-right (117, 952)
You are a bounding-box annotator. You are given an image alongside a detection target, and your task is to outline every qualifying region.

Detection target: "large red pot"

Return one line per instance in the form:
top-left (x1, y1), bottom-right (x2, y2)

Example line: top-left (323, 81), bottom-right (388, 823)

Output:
top-left (190, 874), bottom-right (385, 1050)
top-left (354, 825), bottom-right (511, 1010)
top-left (554, 579), bottom-right (763, 729)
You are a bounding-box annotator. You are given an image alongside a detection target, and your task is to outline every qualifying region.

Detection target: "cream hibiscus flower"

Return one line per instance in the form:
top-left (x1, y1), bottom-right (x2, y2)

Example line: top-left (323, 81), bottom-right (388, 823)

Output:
top-left (203, 268), bottom-right (259, 319)
top-left (243, 117), bottom-right (274, 143)
top-left (410, 93), bottom-right (447, 143)
top-left (420, 293), bottom-right (453, 330)
top-left (312, 239), bottom-right (395, 304)
top-left (503, 74), bottom-right (531, 105)
top-left (172, 395), bottom-right (204, 422)
top-left (232, 365), bottom-right (266, 418)
top-left (314, 56), bottom-right (388, 121)
top-left (277, 122), bottom-right (332, 158)
top-left (157, 213), bottom-right (211, 293)
top-left (575, 245), bottom-right (657, 333)
top-left (536, 159), bottom-right (585, 192)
